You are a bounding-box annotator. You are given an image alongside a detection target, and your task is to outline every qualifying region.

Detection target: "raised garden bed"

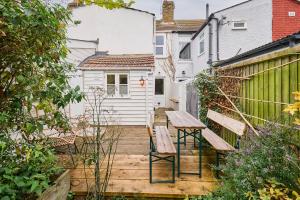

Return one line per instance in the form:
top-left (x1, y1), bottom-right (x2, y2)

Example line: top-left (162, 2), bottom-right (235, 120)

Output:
top-left (38, 170), bottom-right (70, 200)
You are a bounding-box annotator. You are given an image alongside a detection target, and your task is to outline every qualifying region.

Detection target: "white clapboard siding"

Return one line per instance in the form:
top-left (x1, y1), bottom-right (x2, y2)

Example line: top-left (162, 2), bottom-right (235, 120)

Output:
top-left (83, 70), bottom-right (154, 125)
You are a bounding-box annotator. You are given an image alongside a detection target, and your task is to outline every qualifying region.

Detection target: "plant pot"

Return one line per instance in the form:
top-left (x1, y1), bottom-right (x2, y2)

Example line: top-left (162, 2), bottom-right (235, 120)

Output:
top-left (38, 170), bottom-right (70, 200)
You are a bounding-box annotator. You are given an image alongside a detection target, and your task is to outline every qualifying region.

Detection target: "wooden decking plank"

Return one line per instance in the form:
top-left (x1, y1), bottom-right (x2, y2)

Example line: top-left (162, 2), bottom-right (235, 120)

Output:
top-left (71, 179), bottom-right (217, 197)
top-left (62, 126), bottom-right (218, 198)
top-left (70, 168), bottom-right (216, 181)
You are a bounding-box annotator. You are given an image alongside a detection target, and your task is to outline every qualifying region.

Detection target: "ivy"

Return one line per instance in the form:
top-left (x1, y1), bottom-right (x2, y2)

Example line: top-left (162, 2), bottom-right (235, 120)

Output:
top-left (193, 72), bottom-right (219, 123)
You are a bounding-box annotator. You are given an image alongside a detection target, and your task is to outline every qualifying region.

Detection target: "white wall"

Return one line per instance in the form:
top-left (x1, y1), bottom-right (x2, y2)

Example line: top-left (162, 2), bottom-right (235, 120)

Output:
top-left (66, 5), bottom-right (155, 122)
top-left (66, 42), bottom-right (97, 117)
top-left (169, 81), bottom-right (187, 112)
top-left (155, 31), bottom-right (194, 108)
top-left (192, 0), bottom-right (272, 74)
top-left (83, 69), bottom-right (154, 125)
top-left (68, 5), bottom-right (155, 55)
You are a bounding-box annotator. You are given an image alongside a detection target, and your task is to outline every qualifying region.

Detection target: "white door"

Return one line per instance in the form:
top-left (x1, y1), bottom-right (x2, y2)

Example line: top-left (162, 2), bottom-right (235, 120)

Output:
top-left (154, 77), bottom-right (165, 107)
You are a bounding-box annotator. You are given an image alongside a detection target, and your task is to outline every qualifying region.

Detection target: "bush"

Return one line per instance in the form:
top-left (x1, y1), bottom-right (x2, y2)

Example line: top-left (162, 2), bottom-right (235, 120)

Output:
top-left (195, 124), bottom-right (300, 200)
top-left (248, 179), bottom-right (300, 200)
top-left (0, 133), bottom-right (62, 200)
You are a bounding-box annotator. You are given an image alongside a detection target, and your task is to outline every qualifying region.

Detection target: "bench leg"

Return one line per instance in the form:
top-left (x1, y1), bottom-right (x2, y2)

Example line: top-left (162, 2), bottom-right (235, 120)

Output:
top-left (149, 152), bottom-right (153, 183)
top-left (150, 154), bottom-right (176, 183)
top-left (172, 155), bottom-right (175, 183)
top-left (216, 152), bottom-right (220, 179)
top-left (199, 130), bottom-right (202, 178)
top-left (184, 129), bottom-right (187, 147)
top-left (177, 129), bottom-right (181, 177)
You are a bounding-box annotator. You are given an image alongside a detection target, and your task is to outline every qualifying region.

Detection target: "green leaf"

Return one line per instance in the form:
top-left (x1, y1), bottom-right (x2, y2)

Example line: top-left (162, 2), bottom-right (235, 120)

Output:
top-left (30, 180), bottom-right (39, 193)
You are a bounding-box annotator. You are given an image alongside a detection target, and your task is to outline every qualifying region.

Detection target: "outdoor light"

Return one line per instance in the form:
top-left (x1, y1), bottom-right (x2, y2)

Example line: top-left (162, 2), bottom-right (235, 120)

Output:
top-left (182, 71), bottom-right (186, 76)
top-left (139, 76), bottom-right (145, 87)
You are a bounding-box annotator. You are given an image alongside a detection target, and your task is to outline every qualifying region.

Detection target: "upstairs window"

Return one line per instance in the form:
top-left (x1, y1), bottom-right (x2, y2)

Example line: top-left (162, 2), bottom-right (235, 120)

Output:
top-left (155, 35), bottom-right (166, 57)
top-left (179, 42), bottom-right (191, 60)
top-left (106, 73), bottom-right (129, 97)
top-left (232, 21), bottom-right (247, 30)
top-left (199, 33), bottom-right (205, 55)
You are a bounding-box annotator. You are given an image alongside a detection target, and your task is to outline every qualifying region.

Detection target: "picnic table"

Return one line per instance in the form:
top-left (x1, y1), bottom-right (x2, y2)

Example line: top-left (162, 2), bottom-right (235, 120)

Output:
top-left (165, 111), bottom-right (206, 177)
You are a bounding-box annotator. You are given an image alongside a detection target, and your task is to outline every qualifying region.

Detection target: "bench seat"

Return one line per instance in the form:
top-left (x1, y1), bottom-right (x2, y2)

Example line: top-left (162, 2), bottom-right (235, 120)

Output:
top-left (155, 126), bottom-right (176, 155)
top-left (202, 128), bottom-right (235, 151)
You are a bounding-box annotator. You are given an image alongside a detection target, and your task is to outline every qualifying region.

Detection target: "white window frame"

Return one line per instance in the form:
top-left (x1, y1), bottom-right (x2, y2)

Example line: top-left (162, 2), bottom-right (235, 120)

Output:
top-left (199, 33), bottom-right (205, 56)
top-left (106, 72), bottom-right (130, 98)
top-left (232, 21), bottom-right (247, 30)
top-left (155, 34), bottom-right (167, 58)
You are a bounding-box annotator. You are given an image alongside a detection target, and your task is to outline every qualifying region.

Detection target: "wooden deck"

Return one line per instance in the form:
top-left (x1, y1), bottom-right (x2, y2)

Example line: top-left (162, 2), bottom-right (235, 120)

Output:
top-left (61, 124), bottom-right (218, 199)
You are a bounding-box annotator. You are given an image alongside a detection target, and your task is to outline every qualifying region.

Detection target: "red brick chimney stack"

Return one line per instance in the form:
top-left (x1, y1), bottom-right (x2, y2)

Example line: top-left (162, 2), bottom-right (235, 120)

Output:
top-left (162, 0), bottom-right (175, 23)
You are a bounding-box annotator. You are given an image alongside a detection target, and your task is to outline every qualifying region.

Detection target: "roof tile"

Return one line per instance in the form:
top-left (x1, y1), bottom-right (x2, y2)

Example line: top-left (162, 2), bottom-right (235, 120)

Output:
top-left (80, 54), bottom-right (155, 70)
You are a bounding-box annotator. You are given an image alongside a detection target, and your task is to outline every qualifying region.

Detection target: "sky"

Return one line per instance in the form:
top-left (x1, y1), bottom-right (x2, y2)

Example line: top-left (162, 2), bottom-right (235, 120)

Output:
top-left (132, 0), bottom-right (246, 19)
top-left (54, 0), bottom-right (246, 19)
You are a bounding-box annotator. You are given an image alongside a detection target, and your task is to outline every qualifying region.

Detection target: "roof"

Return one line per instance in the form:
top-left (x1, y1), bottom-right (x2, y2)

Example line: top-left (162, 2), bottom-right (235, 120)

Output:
top-left (80, 54), bottom-right (155, 70)
top-left (156, 19), bottom-right (206, 33)
top-left (214, 31), bottom-right (300, 67)
top-left (67, 2), bottom-right (155, 16)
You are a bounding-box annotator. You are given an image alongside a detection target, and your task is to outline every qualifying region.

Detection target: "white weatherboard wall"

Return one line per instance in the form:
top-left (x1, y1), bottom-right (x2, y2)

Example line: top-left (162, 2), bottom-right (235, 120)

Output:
top-left (83, 70), bottom-right (154, 125)
top-left (68, 5), bottom-right (154, 55)
top-left (66, 5), bottom-right (155, 124)
top-left (192, 0), bottom-right (272, 74)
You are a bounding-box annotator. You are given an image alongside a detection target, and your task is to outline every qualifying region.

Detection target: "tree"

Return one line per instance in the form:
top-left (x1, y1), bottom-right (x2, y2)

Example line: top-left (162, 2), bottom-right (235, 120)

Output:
top-left (0, 0), bottom-right (129, 198)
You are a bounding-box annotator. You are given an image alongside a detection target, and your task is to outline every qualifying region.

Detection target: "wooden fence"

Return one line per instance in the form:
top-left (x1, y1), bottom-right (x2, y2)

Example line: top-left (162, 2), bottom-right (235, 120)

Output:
top-left (215, 45), bottom-right (300, 146)
top-left (216, 46), bottom-right (300, 125)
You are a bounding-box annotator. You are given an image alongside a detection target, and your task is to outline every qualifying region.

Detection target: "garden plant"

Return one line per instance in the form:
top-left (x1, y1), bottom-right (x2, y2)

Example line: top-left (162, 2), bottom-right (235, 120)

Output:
top-left (0, 0), bottom-right (129, 199)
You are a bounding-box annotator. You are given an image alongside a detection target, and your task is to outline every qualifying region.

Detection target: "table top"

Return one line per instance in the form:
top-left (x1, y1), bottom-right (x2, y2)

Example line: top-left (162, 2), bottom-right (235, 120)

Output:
top-left (165, 111), bottom-right (206, 129)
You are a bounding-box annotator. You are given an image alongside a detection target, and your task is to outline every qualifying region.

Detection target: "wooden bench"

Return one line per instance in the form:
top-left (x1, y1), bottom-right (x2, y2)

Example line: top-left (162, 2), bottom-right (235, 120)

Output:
top-left (147, 124), bottom-right (176, 183)
top-left (202, 109), bottom-right (246, 177)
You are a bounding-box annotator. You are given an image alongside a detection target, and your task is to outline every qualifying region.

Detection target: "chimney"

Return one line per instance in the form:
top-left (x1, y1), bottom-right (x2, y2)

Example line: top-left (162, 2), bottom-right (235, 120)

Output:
top-left (67, 0), bottom-right (82, 9)
top-left (162, 0), bottom-right (175, 23)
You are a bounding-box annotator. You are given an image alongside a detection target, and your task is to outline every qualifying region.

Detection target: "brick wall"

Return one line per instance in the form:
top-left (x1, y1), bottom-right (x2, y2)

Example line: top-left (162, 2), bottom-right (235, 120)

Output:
top-left (272, 0), bottom-right (300, 41)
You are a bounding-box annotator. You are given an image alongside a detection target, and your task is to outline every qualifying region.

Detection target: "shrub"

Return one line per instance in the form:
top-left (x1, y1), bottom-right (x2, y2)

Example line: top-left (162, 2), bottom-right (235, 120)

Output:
top-left (247, 179), bottom-right (300, 200)
top-left (194, 123), bottom-right (300, 200)
top-left (0, 133), bottom-right (62, 200)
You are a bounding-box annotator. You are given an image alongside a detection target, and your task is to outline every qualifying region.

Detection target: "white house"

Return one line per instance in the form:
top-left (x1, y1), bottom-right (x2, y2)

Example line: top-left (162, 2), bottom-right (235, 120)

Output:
top-left (66, 2), bottom-right (155, 125)
top-left (185, 0), bottom-right (300, 73)
top-left (154, 0), bottom-right (205, 108)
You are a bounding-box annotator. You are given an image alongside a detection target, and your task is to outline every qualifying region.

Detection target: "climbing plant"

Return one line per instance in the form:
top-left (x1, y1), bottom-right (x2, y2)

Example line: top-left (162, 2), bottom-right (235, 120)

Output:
top-left (193, 72), bottom-right (220, 123)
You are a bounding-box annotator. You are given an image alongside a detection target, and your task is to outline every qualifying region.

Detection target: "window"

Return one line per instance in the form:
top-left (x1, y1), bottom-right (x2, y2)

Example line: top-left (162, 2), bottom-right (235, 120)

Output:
top-left (106, 73), bottom-right (129, 97)
top-left (119, 74), bottom-right (128, 96)
top-left (179, 42), bottom-right (191, 60)
top-left (199, 33), bottom-right (205, 55)
top-left (107, 74), bottom-right (115, 96)
top-left (232, 21), bottom-right (247, 30)
top-left (155, 35), bottom-right (165, 56)
top-left (155, 79), bottom-right (164, 95)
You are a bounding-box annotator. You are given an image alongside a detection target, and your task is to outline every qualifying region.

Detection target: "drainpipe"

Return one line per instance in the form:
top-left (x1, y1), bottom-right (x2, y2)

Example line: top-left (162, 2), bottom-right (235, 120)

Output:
top-left (207, 14), bottom-right (220, 67)
top-left (207, 23), bottom-right (213, 66)
top-left (211, 17), bottom-right (220, 61)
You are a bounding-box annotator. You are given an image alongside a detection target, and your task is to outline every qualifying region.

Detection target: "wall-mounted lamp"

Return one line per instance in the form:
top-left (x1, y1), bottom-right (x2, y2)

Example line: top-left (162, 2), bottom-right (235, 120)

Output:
top-left (139, 76), bottom-right (145, 87)
top-left (182, 70), bottom-right (186, 76)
